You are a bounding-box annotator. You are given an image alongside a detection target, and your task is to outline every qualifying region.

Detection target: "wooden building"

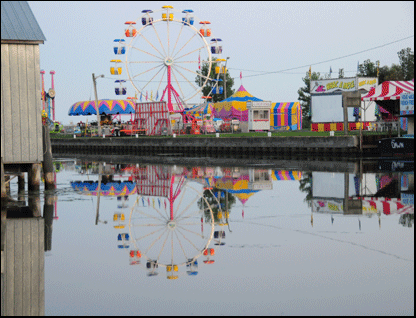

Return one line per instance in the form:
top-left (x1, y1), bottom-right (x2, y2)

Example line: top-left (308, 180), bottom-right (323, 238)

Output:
top-left (1, 1), bottom-right (46, 176)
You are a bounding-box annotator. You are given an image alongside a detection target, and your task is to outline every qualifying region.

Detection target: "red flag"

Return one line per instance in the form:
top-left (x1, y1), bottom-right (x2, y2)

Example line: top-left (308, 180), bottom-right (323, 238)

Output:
top-left (146, 91), bottom-right (148, 101)
top-left (240, 71), bottom-right (242, 80)
top-left (198, 50), bottom-right (201, 70)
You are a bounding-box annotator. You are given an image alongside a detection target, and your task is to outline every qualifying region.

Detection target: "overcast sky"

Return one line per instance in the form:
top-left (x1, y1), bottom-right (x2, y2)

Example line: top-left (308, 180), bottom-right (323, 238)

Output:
top-left (28, 1), bottom-right (414, 124)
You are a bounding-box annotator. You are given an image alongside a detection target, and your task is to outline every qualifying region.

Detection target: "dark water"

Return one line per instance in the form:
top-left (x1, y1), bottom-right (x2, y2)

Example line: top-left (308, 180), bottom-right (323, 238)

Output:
top-left (3, 158), bottom-right (414, 316)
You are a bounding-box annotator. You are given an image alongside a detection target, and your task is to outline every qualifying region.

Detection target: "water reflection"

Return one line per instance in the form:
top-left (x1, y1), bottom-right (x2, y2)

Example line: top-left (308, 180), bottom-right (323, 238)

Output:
top-left (3, 158), bottom-right (413, 315)
top-left (64, 159), bottom-right (414, 280)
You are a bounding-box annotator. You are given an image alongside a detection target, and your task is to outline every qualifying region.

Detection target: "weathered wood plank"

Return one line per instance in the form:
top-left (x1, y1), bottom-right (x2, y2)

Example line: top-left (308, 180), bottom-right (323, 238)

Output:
top-left (1, 44), bottom-right (13, 162)
top-left (19, 45), bottom-right (30, 162)
top-left (5, 219), bottom-right (15, 316)
top-left (10, 44), bottom-right (22, 162)
top-left (34, 45), bottom-right (43, 163)
top-left (38, 218), bottom-right (45, 316)
top-left (30, 218), bottom-right (40, 316)
top-left (13, 220), bottom-right (23, 316)
top-left (22, 219), bottom-right (32, 316)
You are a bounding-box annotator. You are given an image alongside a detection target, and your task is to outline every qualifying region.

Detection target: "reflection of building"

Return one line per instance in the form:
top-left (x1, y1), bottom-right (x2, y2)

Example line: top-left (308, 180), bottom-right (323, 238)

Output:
top-left (1, 217), bottom-right (45, 315)
top-left (310, 171), bottom-right (414, 218)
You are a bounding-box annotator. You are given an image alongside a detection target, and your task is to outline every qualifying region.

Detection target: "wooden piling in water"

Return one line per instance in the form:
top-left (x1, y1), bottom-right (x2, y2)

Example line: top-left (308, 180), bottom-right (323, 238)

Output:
top-left (42, 126), bottom-right (55, 190)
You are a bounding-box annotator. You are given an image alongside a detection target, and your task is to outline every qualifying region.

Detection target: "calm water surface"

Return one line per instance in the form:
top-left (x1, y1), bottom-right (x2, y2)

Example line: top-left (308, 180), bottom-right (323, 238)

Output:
top-left (5, 158), bottom-right (414, 316)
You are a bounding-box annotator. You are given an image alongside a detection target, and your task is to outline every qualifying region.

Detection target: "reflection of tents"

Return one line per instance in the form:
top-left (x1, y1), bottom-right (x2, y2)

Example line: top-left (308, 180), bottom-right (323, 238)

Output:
top-left (71, 181), bottom-right (137, 196)
top-left (213, 85), bottom-right (262, 121)
top-left (183, 103), bottom-right (214, 118)
top-left (68, 99), bottom-right (136, 116)
top-left (272, 170), bottom-right (302, 181)
top-left (270, 103), bottom-right (302, 131)
top-left (361, 197), bottom-right (414, 215)
top-left (214, 175), bottom-right (259, 205)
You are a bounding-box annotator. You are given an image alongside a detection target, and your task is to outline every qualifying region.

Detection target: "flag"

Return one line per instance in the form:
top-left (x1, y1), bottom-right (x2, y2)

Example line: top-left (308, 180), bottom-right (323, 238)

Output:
top-left (198, 50), bottom-right (201, 70)
top-left (240, 71), bottom-right (242, 80)
top-left (156, 91), bottom-right (159, 101)
top-left (308, 66), bottom-right (311, 79)
top-left (357, 61), bottom-right (360, 74)
top-left (146, 91), bottom-right (148, 101)
top-left (140, 92), bottom-right (142, 102)
top-left (329, 66), bottom-right (332, 76)
top-left (150, 90), bottom-right (153, 101)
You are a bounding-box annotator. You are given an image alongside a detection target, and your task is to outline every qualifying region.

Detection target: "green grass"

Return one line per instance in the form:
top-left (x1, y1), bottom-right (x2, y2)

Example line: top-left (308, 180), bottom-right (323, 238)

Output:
top-left (50, 129), bottom-right (402, 139)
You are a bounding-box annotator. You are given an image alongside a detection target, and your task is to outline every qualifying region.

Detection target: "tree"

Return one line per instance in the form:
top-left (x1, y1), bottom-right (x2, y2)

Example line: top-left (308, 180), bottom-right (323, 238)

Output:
top-left (198, 188), bottom-right (236, 223)
top-left (195, 58), bottom-right (235, 103)
top-left (397, 47), bottom-right (414, 80)
top-left (298, 172), bottom-right (313, 207)
top-left (297, 71), bottom-right (322, 129)
top-left (357, 47), bottom-right (414, 82)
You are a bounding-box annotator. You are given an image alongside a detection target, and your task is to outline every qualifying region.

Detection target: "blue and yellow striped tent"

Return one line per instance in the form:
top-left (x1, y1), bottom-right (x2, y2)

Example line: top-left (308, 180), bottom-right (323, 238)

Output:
top-left (270, 102), bottom-right (302, 130)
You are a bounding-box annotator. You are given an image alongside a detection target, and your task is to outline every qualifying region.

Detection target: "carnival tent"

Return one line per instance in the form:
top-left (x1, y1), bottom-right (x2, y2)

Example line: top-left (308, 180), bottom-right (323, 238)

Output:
top-left (68, 99), bottom-right (136, 116)
top-left (213, 85), bottom-right (263, 121)
top-left (270, 102), bottom-right (302, 131)
top-left (361, 80), bottom-right (414, 101)
top-left (183, 102), bottom-right (214, 118)
top-left (272, 170), bottom-right (302, 181)
top-left (71, 181), bottom-right (137, 196)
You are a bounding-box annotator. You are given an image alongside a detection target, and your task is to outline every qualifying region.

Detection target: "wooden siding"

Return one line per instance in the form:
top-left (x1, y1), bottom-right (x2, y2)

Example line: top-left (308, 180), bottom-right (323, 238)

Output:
top-left (1, 43), bottom-right (43, 164)
top-left (1, 218), bottom-right (45, 316)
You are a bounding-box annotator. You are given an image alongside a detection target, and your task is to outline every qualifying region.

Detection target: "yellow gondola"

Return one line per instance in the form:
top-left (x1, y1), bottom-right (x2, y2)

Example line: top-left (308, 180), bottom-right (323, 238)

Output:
top-left (110, 59), bottom-right (122, 75)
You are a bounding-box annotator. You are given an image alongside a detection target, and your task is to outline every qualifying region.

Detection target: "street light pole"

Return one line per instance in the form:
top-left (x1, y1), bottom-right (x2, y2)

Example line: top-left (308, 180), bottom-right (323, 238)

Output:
top-left (223, 57), bottom-right (230, 100)
top-left (92, 73), bottom-right (104, 136)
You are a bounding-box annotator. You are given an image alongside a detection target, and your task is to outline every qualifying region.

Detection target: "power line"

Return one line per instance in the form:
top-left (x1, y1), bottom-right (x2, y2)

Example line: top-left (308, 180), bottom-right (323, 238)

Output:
top-left (231, 35), bottom-right (414, 79)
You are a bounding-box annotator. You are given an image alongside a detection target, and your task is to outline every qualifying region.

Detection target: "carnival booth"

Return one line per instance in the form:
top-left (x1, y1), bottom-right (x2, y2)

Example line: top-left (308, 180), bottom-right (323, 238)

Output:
top-left (69, 99), bottom-right (136, 116)
top-left (361, 80), bottom-right (414, 133)
top-left (270, 102), bottom-right (302, 131)
top-left (213, 85), bottom-right (263, 132)
top-left (310, 77), bottom-right (378, 132)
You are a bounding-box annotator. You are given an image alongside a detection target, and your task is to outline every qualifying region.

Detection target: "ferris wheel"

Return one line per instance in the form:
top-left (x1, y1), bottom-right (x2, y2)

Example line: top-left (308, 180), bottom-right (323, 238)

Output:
top-left (128, 179), bottom-right (215, 279)
top-left (111, 6), bottom-right (225, 112)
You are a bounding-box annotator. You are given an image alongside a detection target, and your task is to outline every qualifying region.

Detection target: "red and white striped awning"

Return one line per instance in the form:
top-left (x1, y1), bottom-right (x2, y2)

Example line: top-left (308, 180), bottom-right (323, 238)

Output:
top-left (361, 80), bottom-right (414, 101)
top-left (361, 197), bottom-right (414, 215)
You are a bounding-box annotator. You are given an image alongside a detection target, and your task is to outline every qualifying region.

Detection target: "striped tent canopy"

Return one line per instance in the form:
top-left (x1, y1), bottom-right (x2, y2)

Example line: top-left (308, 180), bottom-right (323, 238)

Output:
top-left (270, 102), bottom-right (302, 131)
top-left (361, 80), bottom-right (414, 101)
top-left (183, 102), bottom-right (214, 118)
top-left (361, 197), bottom-right (414, 215)
top-left (213, 85), bottom-right (262, 121)
top-left (214, 175), bottom-right (259, 205)
top-left (272, 170), bottom-right (302, 181)
top-left (68, 99), bottom-right (136, 116)
top-left (71, 181), bottom-right (137, 196)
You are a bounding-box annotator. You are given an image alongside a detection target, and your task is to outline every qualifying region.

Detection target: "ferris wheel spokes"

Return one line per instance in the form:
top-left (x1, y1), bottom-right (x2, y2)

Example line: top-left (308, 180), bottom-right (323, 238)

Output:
top-left (130, 46), bottom-right (164, 61)
top-left (145, 228), bottom-right (170, 255)
top-left (170, 69), bottom-right (187, 102)
top-left (170, 22), bottom-right (186, 59)
top-left (136, 31), bottom-right (166, 60)
top-left (174, 45), bottom-right (206, 63)
top-left (131, 63), bottom-right (164, 80)
top-left (172, 33), bottom-right (198, 60)
top-left (136, 65), bottom-right (166, 94)
top-left (134, 225), bottom-right (166, 242)
top-left (149, 22), bottom-right (168, 57)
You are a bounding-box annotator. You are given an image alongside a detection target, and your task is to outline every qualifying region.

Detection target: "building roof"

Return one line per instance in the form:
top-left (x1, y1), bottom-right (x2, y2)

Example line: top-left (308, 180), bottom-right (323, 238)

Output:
top-left (1, 1), bottom-right (46, 43)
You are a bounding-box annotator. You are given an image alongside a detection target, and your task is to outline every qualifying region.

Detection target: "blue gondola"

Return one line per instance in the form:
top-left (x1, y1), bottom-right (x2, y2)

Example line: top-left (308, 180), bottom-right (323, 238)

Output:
top-left (210, 38), bottom-right (223, 54)
top-left (182, 9), bottom-right (194, 25)
top-left (115, 80), bottom-right (127, 95)
top-left (141, 10), bottom-right (154, 25)
top-left (113, 39), bottom-right (126, 55)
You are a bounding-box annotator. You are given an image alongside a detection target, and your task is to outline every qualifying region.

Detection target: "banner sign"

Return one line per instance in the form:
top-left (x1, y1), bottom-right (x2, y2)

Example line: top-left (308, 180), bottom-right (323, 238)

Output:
top-left (310, 77), bottom-right (377, 94)
top-left (400, 92), bottom-right (414, 115)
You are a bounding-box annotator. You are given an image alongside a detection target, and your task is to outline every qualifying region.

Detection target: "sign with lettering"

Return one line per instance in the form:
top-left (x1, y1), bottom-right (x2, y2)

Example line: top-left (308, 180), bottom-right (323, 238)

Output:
top-left (310, 77), bottom-right (357, 94)
top-left (357, 77), bottom-right (378, 92)
top-left (400, 92), bottom-right (414, 115)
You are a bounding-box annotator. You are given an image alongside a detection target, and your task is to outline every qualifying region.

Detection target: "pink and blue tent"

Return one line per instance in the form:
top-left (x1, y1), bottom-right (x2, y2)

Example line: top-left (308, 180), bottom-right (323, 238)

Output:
top-left (270, 102), bottom-right (302, 131)
top-left (68, 99), bottom-right (136, 116)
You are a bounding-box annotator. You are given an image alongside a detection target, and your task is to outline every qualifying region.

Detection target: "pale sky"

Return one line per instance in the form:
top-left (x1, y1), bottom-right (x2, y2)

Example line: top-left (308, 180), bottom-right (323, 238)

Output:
top-left (28, 1), bottom-right (414, 124)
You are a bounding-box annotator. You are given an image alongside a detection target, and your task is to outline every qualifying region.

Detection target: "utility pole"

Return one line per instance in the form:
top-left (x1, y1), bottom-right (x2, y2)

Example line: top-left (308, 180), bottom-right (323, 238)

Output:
top-left (92, 73), bottom-right (104, 137)
top-left (224, 57), bottom-right (230, 100)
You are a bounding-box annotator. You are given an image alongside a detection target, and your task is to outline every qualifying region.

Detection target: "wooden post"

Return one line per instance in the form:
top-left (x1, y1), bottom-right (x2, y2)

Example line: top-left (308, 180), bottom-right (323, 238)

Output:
top-left (18, 173), bottom-right (25, 204)
top-left (42, 125), bottom-right (55, 190)
top-left (28, 163), bottom-right (41, 192)
top-left (1, 157), bottom-right (6, 201)
top-left (43, 193), bottom-right (55, 251)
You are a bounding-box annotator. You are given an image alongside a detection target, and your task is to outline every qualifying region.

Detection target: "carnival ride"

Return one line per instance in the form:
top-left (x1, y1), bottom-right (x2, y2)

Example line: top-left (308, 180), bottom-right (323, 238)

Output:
top-left (111, 6), bottom-right (227, 135)
top-left (125, 164), bottom-right (225, 279)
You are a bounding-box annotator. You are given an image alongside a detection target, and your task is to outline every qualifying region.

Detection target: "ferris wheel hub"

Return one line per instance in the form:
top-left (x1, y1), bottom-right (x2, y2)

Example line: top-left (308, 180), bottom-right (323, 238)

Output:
top-left (164, 57), bottom-right (174, 66)
top-left (167, 220), bottom-right (176, 230)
